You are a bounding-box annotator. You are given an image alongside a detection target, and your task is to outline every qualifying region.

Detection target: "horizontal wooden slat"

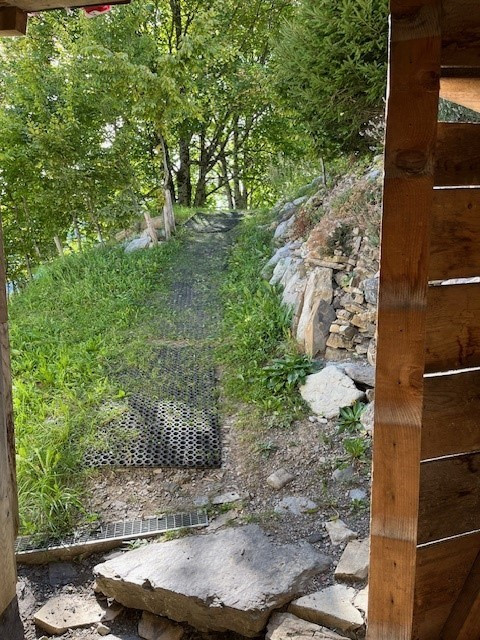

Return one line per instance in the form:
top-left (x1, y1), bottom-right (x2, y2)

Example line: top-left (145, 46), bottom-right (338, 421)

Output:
top-left (441, 0), bottom-right (480, 68)
top-left (422, 369), bottom-right (480, 459)
top-left (440, 77), bottom-right (480, 113)
top-left (430, 188), bottom-right (480, 280)
top-left (435, 123), bottom-right (480, 186)
top-left (0, 7), bottom-right (25, 36)
top-left (418, 452), bottom-right (480, 544)
top-left (425, 283), bottom-right (480, 373)
top-left (413, 531), bottom-right (480, 640)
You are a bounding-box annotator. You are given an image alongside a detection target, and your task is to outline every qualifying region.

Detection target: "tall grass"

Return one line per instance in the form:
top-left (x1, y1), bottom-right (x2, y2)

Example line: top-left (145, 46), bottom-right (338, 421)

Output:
top-left (10, 241), bottom-right (179, 536)
top-left (220, 212), bottom-right (307, 418)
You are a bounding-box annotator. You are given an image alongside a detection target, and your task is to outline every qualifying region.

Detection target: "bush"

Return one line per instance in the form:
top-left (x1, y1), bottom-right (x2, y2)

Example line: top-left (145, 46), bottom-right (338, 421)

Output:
top-left (274, 0), bottom-right (388, 155)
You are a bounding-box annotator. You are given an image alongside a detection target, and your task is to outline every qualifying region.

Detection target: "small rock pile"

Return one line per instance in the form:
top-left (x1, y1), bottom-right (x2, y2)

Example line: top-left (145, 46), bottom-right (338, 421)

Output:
top-left (264, 165), bottom-right (382, 365)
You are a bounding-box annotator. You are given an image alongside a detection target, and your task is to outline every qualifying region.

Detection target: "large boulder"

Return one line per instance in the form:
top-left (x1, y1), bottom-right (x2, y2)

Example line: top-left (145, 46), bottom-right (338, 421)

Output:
top-left (93, 525), bottom-right (331, 637)
top-left (300, 366), bottom-right (365, 419)
top-left (304, 300), bottom-right (336, 358)
top-left (125, 235), bottom-right (151, 253)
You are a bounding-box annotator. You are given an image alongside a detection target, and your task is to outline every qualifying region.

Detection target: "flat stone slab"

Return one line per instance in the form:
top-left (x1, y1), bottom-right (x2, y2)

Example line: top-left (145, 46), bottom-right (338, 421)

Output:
top-left (274, 496), bottom-right (317, 516)
top-left (94, 525), bottom-right (331, 637)
top-left (34, 595), bottom-right (122, 635)
top-left (139, 611), bottom-right (184, 640)
top-left (266, 613), bottom-right (347, 639)
top-left (300, 366), bottom-right (365, 419)
top-left (324, 520), bottom-right (357, 546)
top-left (335, 539), bottom-right (370, 582)
top-left (289, 585), bottom-right (364, 632)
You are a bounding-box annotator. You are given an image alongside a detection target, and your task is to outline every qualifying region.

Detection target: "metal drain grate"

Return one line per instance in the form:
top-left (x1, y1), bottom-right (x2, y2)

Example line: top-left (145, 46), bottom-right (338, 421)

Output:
top-left (16, 511), bottom-right (208, 563)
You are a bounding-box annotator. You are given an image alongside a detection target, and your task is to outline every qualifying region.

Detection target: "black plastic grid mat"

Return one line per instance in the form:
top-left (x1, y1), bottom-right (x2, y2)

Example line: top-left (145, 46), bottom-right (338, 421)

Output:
top-left (85, 213), bottom-right (240, 469)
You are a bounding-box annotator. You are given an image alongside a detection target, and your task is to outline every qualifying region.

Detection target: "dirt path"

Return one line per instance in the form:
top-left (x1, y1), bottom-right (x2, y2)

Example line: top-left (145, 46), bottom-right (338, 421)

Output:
top-left (18, 212), bottom-right (371, 639)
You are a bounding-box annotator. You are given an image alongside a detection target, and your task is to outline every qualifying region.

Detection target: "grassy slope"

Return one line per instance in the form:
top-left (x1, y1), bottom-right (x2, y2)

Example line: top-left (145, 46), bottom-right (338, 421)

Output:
top-left (10, 240), bottom-right (180, 536)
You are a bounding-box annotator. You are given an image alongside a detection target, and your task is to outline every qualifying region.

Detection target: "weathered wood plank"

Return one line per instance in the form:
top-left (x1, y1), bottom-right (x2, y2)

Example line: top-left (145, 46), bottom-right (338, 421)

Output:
top-left (442, 551), bottom-right (480, 640)
top-left (435, 123), bottom-right (480, 186)
top-left (430, 188), bottom-right (480, 280)
top-left (412, 531), bottom-right (480, 640)
top-left (367, 2), bottom-right (441, 638)
top-left (0, 7), bottom-right (26, 36)
top-left (425, 283), bottom-right (480, 372)
top-left (440, 78), bottom-right (480, 113)
top-left (418, 453), bottom-right (480, 544)
top-left (422, 369), bottom-right (480, 459)
top-left (441, 0), bottom-right (480, 68)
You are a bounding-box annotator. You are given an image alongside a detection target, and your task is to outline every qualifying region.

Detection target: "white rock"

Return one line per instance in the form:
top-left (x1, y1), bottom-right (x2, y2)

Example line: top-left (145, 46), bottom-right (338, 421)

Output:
top-left (274, 215), bottom-right (296, 240)
top-left (335, 539), bottom-right (370, 582)
top-left (125, 235), bottom-right (151, 253)
top-left (138, 611), bottom-right (184, 640)
top-left (34, 596), bottom-right (123, 635)
top-left (267, 469), bottom-right (295, 490)
top-left (282, 270), bottom-right (307, 328)
top-left (360, 402), bottom-right (374, 435)
top-left (274, 496), bottom-right (317, 516)
top-left (289, 584), bottom-right (364, 632)
top-left (353, 586), bottom-right (368, 615)
top-left (349, 489), bottom-right (367, 501)
top-left (94, 525), bottom-right (331, 637)
top-left (293, 195), bottom-right (309, 207)
top-left (97, 624), bottom-right (112, 636)
top-left (324, 520), bottom-right (357, 546)
top-left (270, 256), bottom-right (292, 285)
top-left (344, 363), bottom-right (375, 387)
top-left (300, 366), bottom-right (365, 419)
top-left (296, 268), bottom-right (333, 347)
top-left (266, 613), bottom-right (346, 639)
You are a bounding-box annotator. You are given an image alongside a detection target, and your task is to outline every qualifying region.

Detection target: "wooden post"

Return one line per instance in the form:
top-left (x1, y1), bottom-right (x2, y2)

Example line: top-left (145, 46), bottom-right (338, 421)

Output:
top-left (0, 214), bottom-right (23, 638)
top-left (367, 1), bottom-right (441, 638)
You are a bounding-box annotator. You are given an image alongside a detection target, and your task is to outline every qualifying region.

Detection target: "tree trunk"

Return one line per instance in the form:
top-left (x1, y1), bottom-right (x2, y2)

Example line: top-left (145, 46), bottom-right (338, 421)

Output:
top-left (177, 134), bottom-right (192, 206)
top-left (54, 236), bottom-right (64, 256)
top-left (144, 211), bottom-right (159, 246)
top-left (159, 135), bottom-right (176, 238)
top-left (194, 130), bottom-right (209, 207)
top-left (220, 153), bottom-right (234, 209)
top-left (25, 255), bottom-right (33, 281)
top-left (72, 216), bottom-right (82, 252)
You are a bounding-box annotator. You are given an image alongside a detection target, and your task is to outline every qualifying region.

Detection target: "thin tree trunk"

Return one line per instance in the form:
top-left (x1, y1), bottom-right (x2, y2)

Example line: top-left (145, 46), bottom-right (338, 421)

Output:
top-left (25, 255), bottom-right (33, 281)
top-left (73, 216), bottom-right (82, 252)
top-left (177, 134), bottom-right (192, 206)
top-left (220, 153), bottom-right (234, 209)
top-left (87, 196), bottom-right (105, 245)
top-left (144, 210), bottom-right (159, 246)
top-left (159, 135), bottom-right (176, 238)
top-left (193, 129), bottom-right (209, 207)
top-left (320, 157), bottom-right (327, 187)
top-left (54, 235), bottom-right (64, 256)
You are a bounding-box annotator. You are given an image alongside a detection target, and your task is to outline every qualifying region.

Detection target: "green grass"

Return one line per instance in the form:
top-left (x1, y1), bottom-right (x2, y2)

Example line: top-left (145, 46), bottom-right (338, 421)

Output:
top-left (219, 211), bottom-right (307, 421)
top-left (10, 240), bottom-right (181, 536)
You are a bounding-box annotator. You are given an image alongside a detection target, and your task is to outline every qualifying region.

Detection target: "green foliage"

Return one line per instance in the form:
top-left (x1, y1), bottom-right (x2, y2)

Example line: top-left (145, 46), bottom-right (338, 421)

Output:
top-left (260, 353), bottom-right (314, 394)
top-left (274, 0), bottom-right (388, 155)
top-left (343, 436), bottom-right (369, 460)
top-left (337, 402), bottom-right (366, 434)
top-left (254, 440), bottom-right (279, 459)
top-left (220, 213), bottom-right (306, 419)
top-left (10, 241), bottom-right (179, 535)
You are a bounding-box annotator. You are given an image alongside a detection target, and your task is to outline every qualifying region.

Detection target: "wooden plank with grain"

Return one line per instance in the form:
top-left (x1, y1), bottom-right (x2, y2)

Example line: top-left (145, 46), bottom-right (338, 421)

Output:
top-left (422, 369), bottom-right (480, 459)
top-left (430, 188), bottom-right (480, 280)
top-left (425, 282), bottom-right (480, 372)
top-left (441, 0), bottom-right (480, 68)
top-left (366, 1), bottom-right (441, 638)
top-left (412, 531), bottom-right (480, 640)
top-left (435, 123), bottom-right (480, 186)
top-left (441, 551), bottom-right (480, 640)
top-left (418, 452), bottom-right (480, 544)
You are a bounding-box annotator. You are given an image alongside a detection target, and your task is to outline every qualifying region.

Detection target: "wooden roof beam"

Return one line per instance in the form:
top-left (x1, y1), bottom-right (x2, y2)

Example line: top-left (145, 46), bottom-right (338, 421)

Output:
top-left (440, 77), bottom-right (480, 114)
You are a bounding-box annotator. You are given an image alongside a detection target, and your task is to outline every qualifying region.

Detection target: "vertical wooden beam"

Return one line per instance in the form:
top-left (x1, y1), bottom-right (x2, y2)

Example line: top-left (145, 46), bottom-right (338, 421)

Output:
top-left (0, 213), bottom-right (22, 636)
top-left (366, 2), bottom-right (441, 639)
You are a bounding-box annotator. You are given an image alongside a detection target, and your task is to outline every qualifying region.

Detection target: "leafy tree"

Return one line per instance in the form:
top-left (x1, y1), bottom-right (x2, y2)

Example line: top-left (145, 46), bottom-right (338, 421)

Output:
top-left (274, 0), bottom-right (388, 155)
